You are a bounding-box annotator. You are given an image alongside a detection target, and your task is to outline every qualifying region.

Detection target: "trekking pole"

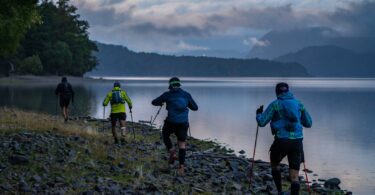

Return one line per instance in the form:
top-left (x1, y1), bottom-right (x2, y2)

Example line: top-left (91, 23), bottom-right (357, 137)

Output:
top-left (249, 123), bottom-right (260, 188)
top-left (151, 105), bottom-right (163, 127)
top-left (102, 106), bottom-right (106, 132)
top-left (130, 109), bottom-right (135, 139)
top-left (188, 126), bottom-right (192, 137)
top-left (55, 96), bottom-right (58, 117)
top-left (302, 150), bottom-right (311, 194)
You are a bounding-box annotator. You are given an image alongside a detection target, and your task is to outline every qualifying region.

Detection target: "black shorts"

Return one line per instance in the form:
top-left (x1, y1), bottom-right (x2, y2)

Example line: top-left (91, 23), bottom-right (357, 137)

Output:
top-left (110, 113), bottom-right (126, 122)
top-left (162, 120), bottom-right (189, 142)
top-left (59, 96), bottom-right (71, 108)
top-left (270, 138), bottom-right (303, 170)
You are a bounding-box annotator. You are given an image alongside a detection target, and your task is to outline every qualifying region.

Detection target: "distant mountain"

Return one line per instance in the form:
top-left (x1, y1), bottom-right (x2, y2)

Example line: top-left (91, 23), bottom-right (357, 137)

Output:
top-left (174, 49), bottom-right (246, 59)
top-left (88, 42), bottom-right (310, 77)
top-left (275, 45), bottom-right (375, 77)
top-left (247, 27), bottom-right (338, 59)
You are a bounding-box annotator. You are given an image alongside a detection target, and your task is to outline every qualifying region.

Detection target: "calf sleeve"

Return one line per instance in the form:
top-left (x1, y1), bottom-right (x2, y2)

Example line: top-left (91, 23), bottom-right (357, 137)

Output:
top-left (272, 169), bottom-right (282, 192)
top-left (178, 148), bottom-right (186, 165)
top-left (291, 181), bottom-right (300, 195)
top-left (162, 131), bottom-right (173, 150)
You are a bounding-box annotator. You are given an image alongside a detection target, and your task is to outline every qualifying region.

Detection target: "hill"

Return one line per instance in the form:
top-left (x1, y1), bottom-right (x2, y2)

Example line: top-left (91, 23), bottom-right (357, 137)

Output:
top-left (88, 42), bottom-right (310, 77)
top-left (247, 27), bottom-right (375, 60)
top-left (275, 45), bottom-right (375, 77)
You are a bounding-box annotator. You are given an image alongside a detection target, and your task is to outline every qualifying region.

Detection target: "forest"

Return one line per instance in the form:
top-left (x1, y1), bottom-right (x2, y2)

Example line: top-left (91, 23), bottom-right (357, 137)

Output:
top-left (0, 0), bottom-right (97, 76)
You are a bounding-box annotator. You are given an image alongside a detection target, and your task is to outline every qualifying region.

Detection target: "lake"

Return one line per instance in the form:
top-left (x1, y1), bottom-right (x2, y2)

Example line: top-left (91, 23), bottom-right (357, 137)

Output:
top-left (1, 76), bottom-right (375, 194)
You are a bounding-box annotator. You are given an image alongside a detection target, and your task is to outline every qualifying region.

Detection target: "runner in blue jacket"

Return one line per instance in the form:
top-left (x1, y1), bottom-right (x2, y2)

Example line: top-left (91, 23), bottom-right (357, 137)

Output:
top-left (256, 82), bottom-right (312, 195)
top-left (152, 77), bottom-right (198, 175)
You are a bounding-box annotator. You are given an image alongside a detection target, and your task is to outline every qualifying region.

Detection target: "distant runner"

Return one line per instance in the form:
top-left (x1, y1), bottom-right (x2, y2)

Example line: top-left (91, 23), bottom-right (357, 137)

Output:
top-left (256, 82), bottom-right (312, 195)
top-left (152, 77), bottom-right (198, 175)
top-left (55, 77), bottom-right (74, 122)
top-left (103, 81), bottom-right (133, 144)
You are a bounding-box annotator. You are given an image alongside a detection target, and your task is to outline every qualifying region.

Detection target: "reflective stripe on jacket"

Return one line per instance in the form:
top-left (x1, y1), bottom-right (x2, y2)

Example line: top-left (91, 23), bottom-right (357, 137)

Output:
top-left (256, 92), bottom-right (312, 139)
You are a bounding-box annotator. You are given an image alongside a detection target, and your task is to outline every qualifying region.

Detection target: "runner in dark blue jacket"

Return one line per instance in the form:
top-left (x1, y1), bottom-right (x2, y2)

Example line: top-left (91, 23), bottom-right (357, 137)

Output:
top-left (152, 77), bottom-right (198, 175)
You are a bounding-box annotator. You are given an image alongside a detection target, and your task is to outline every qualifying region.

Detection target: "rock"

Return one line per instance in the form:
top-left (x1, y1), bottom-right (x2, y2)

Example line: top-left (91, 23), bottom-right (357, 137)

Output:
top-left (0, 183), bottom-right (13, 191)
top-left (55, 176), bottom-right (65, 183)
top-left (19, 178), bottom-right (30, 192)
top-left (118, 162), bottom-right (125, 168)
top-left (231, 182), bottom-right (242, 191)
top-left (303, 168), bottom-right (313, 173)
top-left (239, 150), bottom-right (246, 154)
top-left (8, 155), bottom-right (29, 165)
top-left (32, 175), bottom-right (42, 183)
top-left (324, 178), bottom-right (341, 189)
top-left (107, 153), bottom-right (116, 161)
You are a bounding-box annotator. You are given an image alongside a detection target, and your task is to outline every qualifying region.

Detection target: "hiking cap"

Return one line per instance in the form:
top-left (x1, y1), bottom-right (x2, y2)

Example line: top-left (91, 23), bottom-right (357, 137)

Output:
top-left (114, 81), bottom-right (121, 88)
top-left (169, 77), bottom-right (181, 89)
top-left (276, 82), bottom-right (289, 95)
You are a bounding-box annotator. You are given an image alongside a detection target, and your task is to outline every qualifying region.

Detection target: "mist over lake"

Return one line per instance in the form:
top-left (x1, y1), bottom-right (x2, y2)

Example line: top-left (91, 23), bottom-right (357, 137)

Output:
top-left (1, 77), bottom-right (374, 194)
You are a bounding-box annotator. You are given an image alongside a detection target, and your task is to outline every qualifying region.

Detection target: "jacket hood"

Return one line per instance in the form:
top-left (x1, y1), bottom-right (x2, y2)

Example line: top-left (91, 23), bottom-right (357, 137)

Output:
top-left (277, 92), bottom-right (294, 100)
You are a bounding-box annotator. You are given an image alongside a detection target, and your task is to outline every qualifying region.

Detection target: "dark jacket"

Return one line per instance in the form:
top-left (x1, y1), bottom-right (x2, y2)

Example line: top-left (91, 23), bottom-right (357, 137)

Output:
top-left (152, 88), bottom-right (198, 123)
top-left (55, 81), bottom-right (74, 100)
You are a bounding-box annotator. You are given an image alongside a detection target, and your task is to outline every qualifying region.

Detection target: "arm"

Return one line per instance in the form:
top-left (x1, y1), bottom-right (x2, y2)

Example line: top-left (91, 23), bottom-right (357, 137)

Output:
top-left (103, 92), bottom-right (111, 107)
top-left (300, 103), bottom-right (312, 128)
top-left (151, 93), bottom-right (167, 106)
top-left (122, 91), bottom-right (133, 108)
top-left (187, 94), bottom-right (198, 111)
top-left (256, 102), bottom-right (276, 127)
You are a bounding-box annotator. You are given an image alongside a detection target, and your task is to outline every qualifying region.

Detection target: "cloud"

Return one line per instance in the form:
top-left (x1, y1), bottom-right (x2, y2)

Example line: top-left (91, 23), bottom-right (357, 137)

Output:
top-left (69, 0), bottom-right (374, 53)
top-left (243, 37), bottom-right (270, 47)
top-left (177, 41), bottom-right (209, 51)
top-left (327, 1), bottom-right (375, 36)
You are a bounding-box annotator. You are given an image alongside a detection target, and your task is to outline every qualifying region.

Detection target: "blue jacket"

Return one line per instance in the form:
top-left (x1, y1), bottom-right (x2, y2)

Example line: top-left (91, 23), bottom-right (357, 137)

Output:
top-left (152, 88), bottom-right (198, 123)
top-left (256, 92), bottom-right (312, 139)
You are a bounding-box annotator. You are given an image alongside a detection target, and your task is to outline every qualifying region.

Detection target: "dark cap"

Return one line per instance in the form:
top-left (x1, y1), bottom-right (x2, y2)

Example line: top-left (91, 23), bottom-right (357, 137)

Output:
top-left (168, 77), bottom-right (181, 89)
top-left (61, 77), bottom-right (67, 82)
top-left (114, 81), bottom-right (121, 88)
top-left (275, 82), bottom-right (289, 95)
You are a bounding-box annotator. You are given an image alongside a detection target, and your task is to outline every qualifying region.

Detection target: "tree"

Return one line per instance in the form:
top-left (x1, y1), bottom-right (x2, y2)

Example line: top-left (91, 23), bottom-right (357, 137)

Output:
top-left (17, 54), bottom-right (43, 74)
top-left (0, 0), bottom-right (39, 58)
top-left (15, 0), bottom-right (98, 76)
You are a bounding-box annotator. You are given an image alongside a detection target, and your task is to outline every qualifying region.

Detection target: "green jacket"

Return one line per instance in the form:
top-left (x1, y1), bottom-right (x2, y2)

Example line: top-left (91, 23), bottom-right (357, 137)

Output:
top-left (103, 87), bottom-right (132, 113)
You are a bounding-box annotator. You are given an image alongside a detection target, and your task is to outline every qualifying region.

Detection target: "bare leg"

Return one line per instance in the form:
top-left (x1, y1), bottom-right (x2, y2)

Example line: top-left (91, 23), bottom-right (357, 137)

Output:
top-left (62, 106), bottom-right (68, 121)
top-left (111, 120), bottom-right (118, 143)
top-left (120, 120), bottom-right (126, 136)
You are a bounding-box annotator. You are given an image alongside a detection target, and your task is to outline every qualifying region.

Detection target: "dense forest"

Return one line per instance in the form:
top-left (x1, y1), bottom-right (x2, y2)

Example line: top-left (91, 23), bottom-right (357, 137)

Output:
top-left (0, 0), bottom-right (97, 76)
top-left (89, 43), bottom-right (310, 77)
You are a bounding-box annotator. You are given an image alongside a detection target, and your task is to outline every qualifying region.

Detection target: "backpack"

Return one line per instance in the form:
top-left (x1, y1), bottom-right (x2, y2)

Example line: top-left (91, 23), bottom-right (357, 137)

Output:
top-left (271, 100), bottom-right (299, 134)
top-left (60, 82), bottom-right (72, 98)
top-left (111, 90), bottom-right (125, 104)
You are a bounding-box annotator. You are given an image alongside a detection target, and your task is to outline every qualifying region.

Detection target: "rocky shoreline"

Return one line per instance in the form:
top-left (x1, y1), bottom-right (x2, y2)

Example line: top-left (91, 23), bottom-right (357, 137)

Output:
top-left (0, 111), bottom-right (351, 194)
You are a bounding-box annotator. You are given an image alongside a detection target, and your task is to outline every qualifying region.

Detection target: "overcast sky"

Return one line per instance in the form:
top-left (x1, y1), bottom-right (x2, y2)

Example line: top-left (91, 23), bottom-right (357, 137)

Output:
top-left (70, 0), bottom-right (375, 54)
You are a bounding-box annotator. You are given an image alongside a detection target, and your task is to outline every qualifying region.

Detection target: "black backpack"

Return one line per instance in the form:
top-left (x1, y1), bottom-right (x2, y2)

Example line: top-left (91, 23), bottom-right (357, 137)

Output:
top-left (60, 82), bottom-right (72, 98)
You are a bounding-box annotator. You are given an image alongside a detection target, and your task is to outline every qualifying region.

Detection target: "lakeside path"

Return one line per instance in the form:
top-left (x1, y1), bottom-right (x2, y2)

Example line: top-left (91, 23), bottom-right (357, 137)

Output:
top-left (0, 108), bottom-right (351, 194)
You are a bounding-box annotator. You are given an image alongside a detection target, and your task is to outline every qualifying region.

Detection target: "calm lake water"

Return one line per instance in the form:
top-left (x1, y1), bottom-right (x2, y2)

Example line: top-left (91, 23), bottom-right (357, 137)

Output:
top-left (1, 77), bottom-right (375, 194)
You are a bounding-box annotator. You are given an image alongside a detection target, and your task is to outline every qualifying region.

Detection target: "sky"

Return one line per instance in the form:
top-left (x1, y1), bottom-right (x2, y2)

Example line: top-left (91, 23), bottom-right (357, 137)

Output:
top-left (70, 0), bottom-right (375, 55)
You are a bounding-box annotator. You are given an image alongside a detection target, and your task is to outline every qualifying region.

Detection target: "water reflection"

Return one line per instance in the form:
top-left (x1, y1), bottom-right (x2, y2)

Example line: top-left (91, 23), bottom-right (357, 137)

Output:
top-left (1, 77), bottom-right (375, 194)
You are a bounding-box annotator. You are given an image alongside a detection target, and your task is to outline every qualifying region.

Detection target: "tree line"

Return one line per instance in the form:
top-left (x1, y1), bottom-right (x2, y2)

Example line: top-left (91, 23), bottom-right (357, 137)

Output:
top-left (0, 0), bottom-right (97, 76)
